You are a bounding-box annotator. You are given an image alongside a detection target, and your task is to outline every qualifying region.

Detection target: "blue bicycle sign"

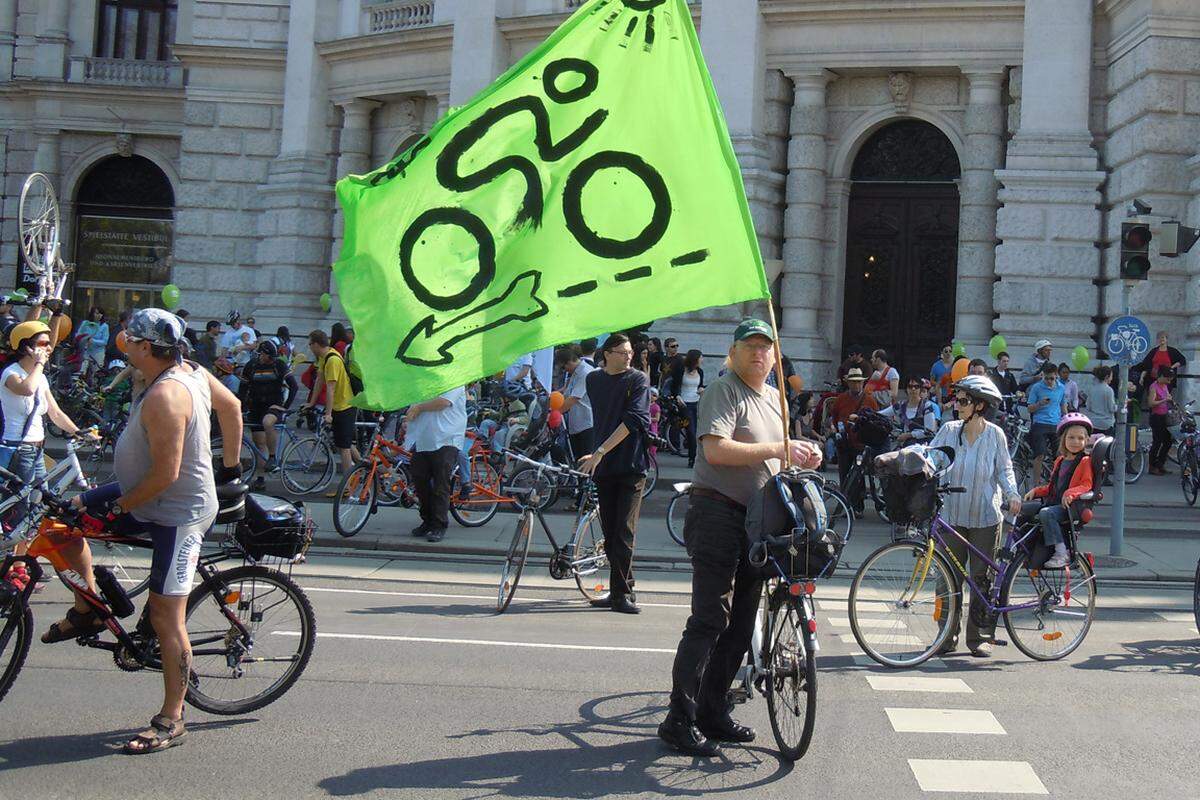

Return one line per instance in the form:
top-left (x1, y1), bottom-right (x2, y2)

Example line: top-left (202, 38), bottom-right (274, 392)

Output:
top-left (1105, 315), bottom-right (1151, 365)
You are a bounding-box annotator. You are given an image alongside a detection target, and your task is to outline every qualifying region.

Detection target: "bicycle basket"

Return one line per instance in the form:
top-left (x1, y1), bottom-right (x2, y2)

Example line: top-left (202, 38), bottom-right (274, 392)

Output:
top-left (881, 474), bottom-right (939, 525)
top-left (745, 469), bottom-right (844, 580)
top-left (853, 409), bottom-right (891, 449)
top-left (233, 493), bottom-right (313, 560)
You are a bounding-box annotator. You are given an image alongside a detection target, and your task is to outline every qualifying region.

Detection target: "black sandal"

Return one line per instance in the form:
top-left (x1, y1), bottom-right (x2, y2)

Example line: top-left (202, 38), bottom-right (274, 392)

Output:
top-left (41, 607), bottom-right (106, 644)
top-left (124, 714), bottom-right (187, 755)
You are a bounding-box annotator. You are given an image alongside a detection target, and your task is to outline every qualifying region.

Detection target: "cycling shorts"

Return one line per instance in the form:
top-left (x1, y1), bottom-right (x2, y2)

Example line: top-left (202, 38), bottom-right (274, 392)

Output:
top-left (145, 518), bottom-right (214, 597)
top-left (247, 401), bottom-right (281, 430)
top-left (331, 408), bottom-right (357, 450)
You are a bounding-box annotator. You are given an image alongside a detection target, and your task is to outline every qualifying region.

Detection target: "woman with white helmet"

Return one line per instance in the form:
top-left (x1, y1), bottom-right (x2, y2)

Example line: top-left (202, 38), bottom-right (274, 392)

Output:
top-left (927, 375), bottom-right (1023, 658)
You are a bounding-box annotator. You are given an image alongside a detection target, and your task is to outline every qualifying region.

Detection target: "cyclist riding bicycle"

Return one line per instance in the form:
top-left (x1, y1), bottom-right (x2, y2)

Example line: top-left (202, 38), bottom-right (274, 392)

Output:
top-left (927, 375), bottom-right (1022, 658)
top-left (881, 376), bottom-right (938, 444)
top-left (240, 339), bottom-right (299, 489)
top-left (54, 308), bottom-right (245, 754)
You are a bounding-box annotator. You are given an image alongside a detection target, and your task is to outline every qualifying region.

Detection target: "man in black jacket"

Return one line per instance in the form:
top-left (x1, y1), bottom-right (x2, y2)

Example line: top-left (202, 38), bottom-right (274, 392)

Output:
top-left (240, 339), bottom-right (298, 489)
top-left (578, 334), bottom-right (651, 615)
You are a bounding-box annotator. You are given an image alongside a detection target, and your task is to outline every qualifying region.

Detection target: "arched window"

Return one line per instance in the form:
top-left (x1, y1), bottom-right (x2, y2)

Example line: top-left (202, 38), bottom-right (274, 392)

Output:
top-left (95, 1), bottom-right (178, 62)
top-left (851, 120), bottom-right (961, 183)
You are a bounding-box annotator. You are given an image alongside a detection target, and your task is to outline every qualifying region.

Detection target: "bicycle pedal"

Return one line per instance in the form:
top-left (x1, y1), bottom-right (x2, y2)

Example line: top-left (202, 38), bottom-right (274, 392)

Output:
top-left (991, 639), bottom-right (1009, 647)
top-left (728, 687), bottom-right (750, 705)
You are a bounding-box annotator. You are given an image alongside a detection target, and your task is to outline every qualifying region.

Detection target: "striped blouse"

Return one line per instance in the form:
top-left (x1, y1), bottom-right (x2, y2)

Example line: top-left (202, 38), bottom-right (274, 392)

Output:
top-left (928, 420), bottom-right (1022, 528)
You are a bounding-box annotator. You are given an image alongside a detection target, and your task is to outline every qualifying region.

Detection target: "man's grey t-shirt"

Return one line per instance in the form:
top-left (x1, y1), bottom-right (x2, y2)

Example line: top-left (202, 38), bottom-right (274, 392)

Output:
top-left (692, 370), bottom-right (784, 507)
top-left (563, 360), bottom-right (596, 434)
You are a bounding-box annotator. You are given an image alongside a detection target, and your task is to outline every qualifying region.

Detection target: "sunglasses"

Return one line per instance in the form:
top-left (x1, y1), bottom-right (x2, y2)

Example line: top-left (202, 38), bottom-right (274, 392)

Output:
top-left (955, 395), bottom-right (974, 406)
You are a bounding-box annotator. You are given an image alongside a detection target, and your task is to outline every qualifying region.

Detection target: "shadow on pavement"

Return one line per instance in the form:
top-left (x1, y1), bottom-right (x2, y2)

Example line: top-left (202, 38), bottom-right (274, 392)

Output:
top-left (0, 718), bottom-right (256, 767)
top-left (1072, 638), bottom-right (1200, 676)
top-left (317, 691), bottom-right (795, 797)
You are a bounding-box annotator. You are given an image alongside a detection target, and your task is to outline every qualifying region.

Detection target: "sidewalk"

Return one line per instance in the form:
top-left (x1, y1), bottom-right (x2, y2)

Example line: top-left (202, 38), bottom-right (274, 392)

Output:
top-left (307, 456), bottom-right (1199, 583)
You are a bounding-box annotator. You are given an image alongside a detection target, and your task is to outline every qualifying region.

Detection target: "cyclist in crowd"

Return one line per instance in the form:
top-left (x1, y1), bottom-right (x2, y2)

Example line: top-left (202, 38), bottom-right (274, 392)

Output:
top-left (881, 376), bottom-right (938, 443)
top-left (51, 309), bottom-right (244, 753)
top-left (1024, 413), bottom-right (1094, 569)
top-left (240, 339), bottom-right (299, 490)
top-left (578, 334), bottom-right (651, 616)
top-left (1058, 363), bottom-right (1080, 411)
top-left (404, 385), bottom-right (467, 543)
top-left (866, 349), bottom-right (899, 408)
top-left (1019, 339), bottom-right (1053, 390)
top-left (1087, 365), bottom-right (1116, 436)
top-left (989, 351), bottom-right (1019, 412)
top-left (928, 376), bottom-right (1022, 657)
top-left (75, 306), bottom-right (110, 372)
top-left (1136, 330), bottom-right (1185, 400)
top-left (1147, 367), bottom-right (1175, 475)
top-left (219, 311), bottom-right (257, 373)
top-left (194, 320), bottom-right (220, 369)
top-left (659, 337), bottom-right (682, 388)
top-left (968, 358), bottom-right (988, 377)
top-left (559, 345), bottom-right (596, 458)
top-left (930, 344), bottom-right (954, 401)
top-left (660, 318), bottom-right (822, 757)
top-left (837, 343), bottom-right (866, 382)
top-left (302, 330), bottom-right (358, 497)
top-left (502, 351), bottom-right (536, 406)
top-left (664, 348), bottom-right (705, 468)
top-left (827, 367), bottom-right (879, 493)
top-left (1026, 362), bottom-right (1067, 483)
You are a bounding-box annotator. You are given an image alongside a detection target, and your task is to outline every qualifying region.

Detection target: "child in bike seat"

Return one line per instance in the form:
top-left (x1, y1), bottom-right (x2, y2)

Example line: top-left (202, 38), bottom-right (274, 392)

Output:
top-left (1023, 413), bottom-right (1094, 568)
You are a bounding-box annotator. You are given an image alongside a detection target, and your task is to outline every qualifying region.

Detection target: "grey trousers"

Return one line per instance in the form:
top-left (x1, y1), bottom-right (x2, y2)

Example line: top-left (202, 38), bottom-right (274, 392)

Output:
top-left (943, 522), bottom-right (1002, 649)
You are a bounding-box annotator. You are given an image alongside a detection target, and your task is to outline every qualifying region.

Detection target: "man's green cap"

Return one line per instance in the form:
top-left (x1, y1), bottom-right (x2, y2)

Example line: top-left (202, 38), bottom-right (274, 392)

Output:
top-left (734, 318), bottom-right (775, 342)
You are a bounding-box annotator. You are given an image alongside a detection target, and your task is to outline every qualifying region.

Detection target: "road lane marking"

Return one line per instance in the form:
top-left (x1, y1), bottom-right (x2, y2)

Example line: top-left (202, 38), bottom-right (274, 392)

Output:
top-left (908, 759), bottom-right (1048, 794)
top-left (303, 586), bottom-right (692, 608)
top-left (274, 630), bottom-right (676, 654)
top-left (851, 654), bottom-right (947, 670)
top-left (886, 708), bottom-right (1005, 735)
top-left (826, 616), bottom-right (906, 629)
top-left (840, 633), bottom-right (925, 646)
top-left (866, 676), bottom-right (972, 693)
top-left (819, 599), bottom-right (890, 612)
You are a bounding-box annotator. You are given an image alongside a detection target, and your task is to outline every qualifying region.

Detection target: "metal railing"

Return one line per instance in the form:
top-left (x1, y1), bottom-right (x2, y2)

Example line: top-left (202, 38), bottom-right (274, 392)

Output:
top-left (67, 56), bottom-right (183, 87)
top-left (368, 0), bottom-right (436, 33)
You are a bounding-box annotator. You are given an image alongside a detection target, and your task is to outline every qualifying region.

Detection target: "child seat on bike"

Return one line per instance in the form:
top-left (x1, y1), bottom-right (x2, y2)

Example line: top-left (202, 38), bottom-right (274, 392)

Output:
top-left (745, 469), bottom-right (842, 580)
top-left (1018, 434), bottom-right (1113, 567)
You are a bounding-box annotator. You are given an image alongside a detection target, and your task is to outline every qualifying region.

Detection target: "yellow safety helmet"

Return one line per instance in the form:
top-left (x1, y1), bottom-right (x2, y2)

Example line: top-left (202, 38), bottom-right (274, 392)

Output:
top-left (9, 320), bottom-right (51, 351)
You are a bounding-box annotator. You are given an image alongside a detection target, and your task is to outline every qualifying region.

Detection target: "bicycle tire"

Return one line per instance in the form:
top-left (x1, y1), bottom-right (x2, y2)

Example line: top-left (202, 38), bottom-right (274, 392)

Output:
top-left (507, 466), bottom-right (558, 512)
top-left (376, 463), bottom-right (412, 508)
top-left (765, 594), bottom-right (816, 761)
top-left (184, 565), bottom-right (315, 715)
top-left (0, 602), bottom-right (33, 706)
top-left (1183, 452), bottom-right (1198, 506)
top-left (640, 457), bottom-right (657, 500)
top-left (1125, 446), bottom-right (1145, 484)
top-left (665, 490), bottom-right (689, 546)
top-left (571, 507), bottom-right (609, 603)
top-left (450, 457), bottom-right (501, 527)
top-left (496, 514), bottom-right (532, 613)
top-left (848, 542), bottom-right (957, 668)
top-left (1193, 558), bottom-right (1199, 636)
top-left (212, 435), bottom-right (258, 484)
top-left (822, 486), bottom-right (854, 548)
top-left (90, 540), bottom-right (151, 599)
top-left (279, 436), bottom-right (335, 495)
top-left (1001, 550), bottom-right (1095, 661)
top-left (333, 463), bottom-right (375, 537)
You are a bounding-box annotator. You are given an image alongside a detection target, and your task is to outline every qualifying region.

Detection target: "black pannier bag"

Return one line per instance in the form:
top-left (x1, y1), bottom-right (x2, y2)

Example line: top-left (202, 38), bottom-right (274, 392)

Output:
top-left (880, 474), bottom-right (939, 526)
top-left (234, 493), bottom-right (313, 560)
top-left (853, 408), bottom-right (892, 449)
top-left (745, 469), bottom-right (843, 580)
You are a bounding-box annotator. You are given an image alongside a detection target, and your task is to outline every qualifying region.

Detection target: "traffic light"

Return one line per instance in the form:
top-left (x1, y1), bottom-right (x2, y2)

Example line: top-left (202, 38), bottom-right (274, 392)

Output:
top-left (1120, 221), bottom-right (1152, 280)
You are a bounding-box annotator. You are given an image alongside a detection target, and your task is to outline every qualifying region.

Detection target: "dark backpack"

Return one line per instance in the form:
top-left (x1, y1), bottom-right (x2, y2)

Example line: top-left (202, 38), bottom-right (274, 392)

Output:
top-left (745, 470), bottom-right (843, 580)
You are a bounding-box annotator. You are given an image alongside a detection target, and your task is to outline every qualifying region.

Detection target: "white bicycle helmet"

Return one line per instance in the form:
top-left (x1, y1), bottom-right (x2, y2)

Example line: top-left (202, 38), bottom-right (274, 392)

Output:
top-left (1034, 339), bottom-right (1053, 351)
top-left (952, 375), bottom-right (1003, 408)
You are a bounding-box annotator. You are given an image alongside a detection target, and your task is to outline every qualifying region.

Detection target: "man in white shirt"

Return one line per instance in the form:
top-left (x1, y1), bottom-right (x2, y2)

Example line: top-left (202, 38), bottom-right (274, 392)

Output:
top-left (560, 345), bottom-right (596, 458)
top-left (404, 386), bottom-right (467, 543)
top-left (219, 311), bottom-right (257, 368)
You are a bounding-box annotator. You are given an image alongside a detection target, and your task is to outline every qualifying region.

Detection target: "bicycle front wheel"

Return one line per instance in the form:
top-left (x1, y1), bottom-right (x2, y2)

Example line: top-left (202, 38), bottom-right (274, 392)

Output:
top-left (450, 457), bottom-right (500, 527)
top-left (640, 458), bottom-right (657, 499)
top-left (497, 514), bottom-right (532, 613)
top-left (822, 486), bottom-right (854, 547)
top-left (849, 542), bottom-right (957, 668)
top-left (571, 507), bottom-right (609, 603)
top-left (665, 491), bottom-right (689, 546)
top-left (279, 436), bottom-right (335, 495)
top-left (765, 593), bottom-right (816, 761)
top-left (1125, 446), bottom-right (1145, 483)
top-left (212, 436), bottom-right (258, 483)
top-left (90, 540), bottom-right (151, 598)
top-left (333, 464), bottom-right (375, 537)
top-left (1183, 452), bottom-right (1198, 506)
top-left (1001, 550), bottom-right (1096, 661)
top-left (506, 466), bottom-right (557, 512)
top-left (1193, 558), bottom-right (1199, 636)
top-left (0, 601), bottom-right (33, 706)
top-left (184, 565), bottom-right (315, 715)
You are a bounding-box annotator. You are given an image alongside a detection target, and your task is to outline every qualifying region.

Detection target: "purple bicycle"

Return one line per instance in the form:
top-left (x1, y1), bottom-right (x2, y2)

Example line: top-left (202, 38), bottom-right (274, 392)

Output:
top-left (848, 442), bottom-right (1108, 667)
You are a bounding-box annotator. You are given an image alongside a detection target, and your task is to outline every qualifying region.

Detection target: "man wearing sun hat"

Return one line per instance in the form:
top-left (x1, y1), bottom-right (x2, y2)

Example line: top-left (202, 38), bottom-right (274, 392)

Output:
top-left (827, 365), bottom-right (879, 495)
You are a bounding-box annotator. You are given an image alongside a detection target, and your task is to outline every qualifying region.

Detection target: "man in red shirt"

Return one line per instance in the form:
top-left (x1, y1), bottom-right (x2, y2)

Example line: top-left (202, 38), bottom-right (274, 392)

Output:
top-left (826, 367), bottom-right (879, 496)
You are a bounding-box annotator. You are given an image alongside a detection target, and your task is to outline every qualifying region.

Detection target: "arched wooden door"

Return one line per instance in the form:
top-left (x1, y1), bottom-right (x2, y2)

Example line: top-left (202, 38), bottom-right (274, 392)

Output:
top-left (841, 120), bottom-right (961, 382)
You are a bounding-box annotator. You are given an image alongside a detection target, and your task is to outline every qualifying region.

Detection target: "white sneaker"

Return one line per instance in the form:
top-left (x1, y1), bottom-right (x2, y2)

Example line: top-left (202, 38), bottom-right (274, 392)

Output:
top-left (1043, 551), bottom-right (1071, 569)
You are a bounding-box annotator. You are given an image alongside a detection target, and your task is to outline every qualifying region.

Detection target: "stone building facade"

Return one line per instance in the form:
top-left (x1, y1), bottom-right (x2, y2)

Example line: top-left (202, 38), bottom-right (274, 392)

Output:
top-left (2, 0), bottom-right (1199, 383)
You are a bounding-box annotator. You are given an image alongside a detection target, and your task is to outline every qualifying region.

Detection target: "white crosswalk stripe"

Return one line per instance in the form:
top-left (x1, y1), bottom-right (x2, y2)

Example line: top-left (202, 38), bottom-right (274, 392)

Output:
top-left (826, 615), bottom-right (907, 629)
top-left (908, 759), bottom-right (1048, 794)
top-left (886, 707), bottom-right (1006, 735)
top-left (866, 675), bottom-right (972, 693)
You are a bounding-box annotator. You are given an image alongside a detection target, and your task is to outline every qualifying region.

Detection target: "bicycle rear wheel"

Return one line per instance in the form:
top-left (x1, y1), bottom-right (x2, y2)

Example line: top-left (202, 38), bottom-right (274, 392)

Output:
top-left (497, 514), bottom-right (532, 613)
top-left (506, 466), bottom-right (557, 512)
top-left (450, 457), bottom-right (501, 527)
top-left (765, 593), bottom-right (816, 761)
top-left (571, 507), bottom-right (609, 602)
top-left (90, 540), bottom-right (151, 598)
top-left (665, 490), bottom-right (689, 546)
top-left (333, 463), bottom-right (375, 537)
top-left (1001, 550), bottom-right (1095, 661)
top-left (184, 565), bottom-right (315, 715)
top-left (1125, 445), bottom-right (1145, 484)
top-left (0, 601), bottom-right (33, 706)
top-left (822, 486), bottom-right (853, 547)
top-left (279, 436), bottom-right (335, 495)
top-left (849, 542), bottom-right (957, 668)
top-left (212, 436), bottom-right (258, 483)
top-left (640, 457), bottom-right (657, 499)
top-left (1193, 558), bottom-right (1199, 635)
top-left (1183, 456), bottom-right (1198, 506)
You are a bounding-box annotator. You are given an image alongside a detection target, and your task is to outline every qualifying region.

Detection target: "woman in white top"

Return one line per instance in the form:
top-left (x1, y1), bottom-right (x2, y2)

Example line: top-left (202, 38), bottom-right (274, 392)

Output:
top-left (867, 349), bottom-right (900, 408)
top-left (882, 376), bottom-right (939, 443)
top-left (666, 349), bottom-right (705, 468)
top-left (927, 375), bottom-right (1022, 658)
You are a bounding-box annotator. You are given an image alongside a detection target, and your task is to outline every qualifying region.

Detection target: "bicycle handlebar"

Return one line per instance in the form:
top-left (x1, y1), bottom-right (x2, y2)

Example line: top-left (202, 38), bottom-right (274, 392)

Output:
top-left (501, 449), bottom-right (591, 481)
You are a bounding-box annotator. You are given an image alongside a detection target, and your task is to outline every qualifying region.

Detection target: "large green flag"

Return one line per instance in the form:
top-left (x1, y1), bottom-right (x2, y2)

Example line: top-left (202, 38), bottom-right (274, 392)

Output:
top-left (335, 0), bottom-right (769, 409)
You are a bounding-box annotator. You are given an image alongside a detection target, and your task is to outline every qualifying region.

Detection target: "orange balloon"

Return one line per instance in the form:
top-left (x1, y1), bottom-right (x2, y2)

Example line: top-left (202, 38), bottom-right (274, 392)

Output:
top-left (949, 356), bottom-right (970, 384)
top-left (787, 374), bottom-right (803, 393)
top-left (116, 329), bottom-right (129, 354)
top-left (53, 314), bottom-right (71, 342)
top-left (548, 391), bottom-right (565, 411)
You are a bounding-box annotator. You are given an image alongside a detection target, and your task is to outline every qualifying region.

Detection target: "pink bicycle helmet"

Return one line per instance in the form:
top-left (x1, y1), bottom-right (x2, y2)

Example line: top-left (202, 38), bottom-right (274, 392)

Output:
top-left (1056, 412), bottom-right (1093, 437)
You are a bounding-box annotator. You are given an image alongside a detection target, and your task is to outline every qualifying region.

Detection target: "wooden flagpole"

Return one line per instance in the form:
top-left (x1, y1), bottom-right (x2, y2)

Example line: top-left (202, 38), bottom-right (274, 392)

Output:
top-left (764, 299), bottom-right (791, 469)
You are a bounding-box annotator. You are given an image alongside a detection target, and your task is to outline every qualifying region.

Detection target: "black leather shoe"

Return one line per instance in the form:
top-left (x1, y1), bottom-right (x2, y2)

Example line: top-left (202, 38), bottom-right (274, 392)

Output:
top-left (589, 596), bottom-right (612, 608)
top-left (611, 594), bottom-right (641, 615)
top-left (425, 528), bottom-right (446, 543)
top-left (410, 524), bottom-right (428, 538)
top-left (658, 716), bottom-right (721, 757)
top-left (697, 713), bottom-right (756, 743)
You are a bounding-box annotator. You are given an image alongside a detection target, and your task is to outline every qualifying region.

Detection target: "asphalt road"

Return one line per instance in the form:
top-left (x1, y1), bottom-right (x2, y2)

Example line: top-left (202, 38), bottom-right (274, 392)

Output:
top-left (2, 554), bottom-right (1197, 800)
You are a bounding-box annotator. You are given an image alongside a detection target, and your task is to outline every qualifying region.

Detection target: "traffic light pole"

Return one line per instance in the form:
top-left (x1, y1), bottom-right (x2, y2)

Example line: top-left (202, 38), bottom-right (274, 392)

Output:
top-left (1109, 281), bottom-right (1132, 557)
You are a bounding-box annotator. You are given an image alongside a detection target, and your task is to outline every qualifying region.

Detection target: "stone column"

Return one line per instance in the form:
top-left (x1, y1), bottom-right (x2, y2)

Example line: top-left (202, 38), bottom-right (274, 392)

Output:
top-left (780, 69), bottom-right (836, 370)
top-left (449, 0), bottom-right (504, 106)
top-left (957, 68), bottom-right (1006, 347)
top-left (254, 0), bottom-right (339, 331)
top-left (330, 98), bottom-right (381, 316)
top-left (34, 0), bottom-right (69, 80)
top-left (994, 0), bottom-right (1104, 351)
top-left (0, 0), bottom-right (16, 82)
top-left (1183, 154), bottom-right (1200, 389)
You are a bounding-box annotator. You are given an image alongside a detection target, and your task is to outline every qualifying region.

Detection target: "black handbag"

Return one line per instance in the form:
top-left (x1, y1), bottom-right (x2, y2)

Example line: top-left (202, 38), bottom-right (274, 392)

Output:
top-left (745, 469), bottom-right (843, 580)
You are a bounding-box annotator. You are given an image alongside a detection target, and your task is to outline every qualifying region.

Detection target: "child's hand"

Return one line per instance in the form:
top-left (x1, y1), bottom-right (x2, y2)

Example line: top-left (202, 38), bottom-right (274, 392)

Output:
top-left (1022, 489), bottom-right (1035, 501)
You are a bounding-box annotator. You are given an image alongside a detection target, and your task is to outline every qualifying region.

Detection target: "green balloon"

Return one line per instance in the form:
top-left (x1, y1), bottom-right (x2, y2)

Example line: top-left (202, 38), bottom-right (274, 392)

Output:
top-left (951, 340), bottom-right (966, 358)
top-left (988, 334), bottom-right (1007, 359)
top-left (319, 292), bottom-right (332, 313)
top-left (12, 288), bottom-right (28, 298)
top-left (161, 283), bottom-right (181, 309)
top-left (1071, 345), bottom-right (1090, 371)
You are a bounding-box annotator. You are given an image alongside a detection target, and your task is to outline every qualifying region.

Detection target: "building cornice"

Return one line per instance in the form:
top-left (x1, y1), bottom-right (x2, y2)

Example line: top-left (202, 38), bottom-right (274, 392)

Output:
top-left (760, 0), bottom-right (1024, 25)
top-left (0, 79), bottom-right (183, 104)
top-left (171, 44), bottom-right (286, 69)
top-left (1104, 13), bottom-right (1200, 66)
top-left (317, 24), bottom-right (454, 64)
top-left (495, 4), bottom-right (699, 39)
top-left (771, 47), bottom-right (1021, 73)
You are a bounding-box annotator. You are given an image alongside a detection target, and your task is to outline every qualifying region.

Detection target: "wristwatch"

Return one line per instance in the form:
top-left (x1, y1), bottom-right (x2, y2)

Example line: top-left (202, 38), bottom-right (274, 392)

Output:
top-left (111, 503), bottom-right (124, 517)
top-left (595, 447), bottom-right (607, 457)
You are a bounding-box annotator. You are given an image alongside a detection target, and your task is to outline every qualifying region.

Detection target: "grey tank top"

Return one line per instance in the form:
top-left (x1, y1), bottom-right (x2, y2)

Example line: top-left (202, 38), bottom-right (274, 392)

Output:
top-left (115, 367), bottom-right (218, 526)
